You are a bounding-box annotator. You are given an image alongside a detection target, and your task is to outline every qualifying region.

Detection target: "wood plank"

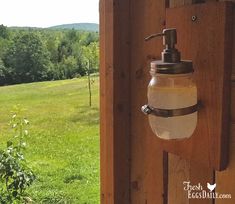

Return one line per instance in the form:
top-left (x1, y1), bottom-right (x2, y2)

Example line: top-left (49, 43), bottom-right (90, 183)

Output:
top-left (215, 0), bottom-right (235, 200)
top-left (169, 0), bottom-right (216, 7)
top-left (168, 153), bottom-right (214, 204)
top-left (169, 1), bottom-right (235, 204)
top-left (169, 158), bottom-right (215, 204)
top-left (189, 165), bottom-right (214, 204)
top-left (170, 0), bottom-right (195, 8)
top-left (163, 152), bottom-right (169, 204)
top-left (230, 0), bottom-right (235, 130)
top-left (220, 0), bottom-right (235, 77)
top-left (222, 0), bottom-right (235, 77)
top-left (112, 1), bottom-right (131, 202)
top-left (100, 1), bottom-right (234, 204)
top-left (168, 104), bottom-right (235, 204)
top-left (167, 3), bottom-right (195, 204)
top-left (100, 0), bottom-right (131, 203)
top-left (232, 0), bottom-right (235, 77)
top-left (100, 1), bottom-right (114, 203)
top-left (216, 125), bottom-right (235, 204)
top-left (130, 0), bottom-right (166, 203)
top-left (232, 75), bottom-right (235, 81)
top-left (161, 1), bottom-right (233, 171)
top-left (232, 83), bottom-right (235, 124)
top-left (168, 154), bottom-right (190, 204)
top-left (167, 1), bottom-right (225, 204)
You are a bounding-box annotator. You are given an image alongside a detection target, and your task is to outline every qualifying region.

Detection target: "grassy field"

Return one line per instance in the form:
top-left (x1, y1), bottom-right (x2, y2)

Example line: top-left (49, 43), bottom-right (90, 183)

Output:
top-left (0, 77), bottom-right (100, 203)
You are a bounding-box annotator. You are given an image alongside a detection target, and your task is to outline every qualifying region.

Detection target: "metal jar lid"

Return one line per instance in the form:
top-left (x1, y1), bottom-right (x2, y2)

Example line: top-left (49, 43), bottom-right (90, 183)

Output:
top-left (150, 60), bottom-right (193, 74)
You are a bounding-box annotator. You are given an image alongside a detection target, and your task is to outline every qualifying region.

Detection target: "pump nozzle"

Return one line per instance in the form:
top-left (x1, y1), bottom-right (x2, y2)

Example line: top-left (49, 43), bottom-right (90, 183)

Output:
top-left (144, 33), bottom-right (165, 41)
top-left (145, 28), bottom-right (181, 63)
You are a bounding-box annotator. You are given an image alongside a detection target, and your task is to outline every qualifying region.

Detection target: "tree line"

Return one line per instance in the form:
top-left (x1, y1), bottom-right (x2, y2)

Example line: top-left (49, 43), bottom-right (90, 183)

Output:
top-left (0, 24), bottom-right (99, 86)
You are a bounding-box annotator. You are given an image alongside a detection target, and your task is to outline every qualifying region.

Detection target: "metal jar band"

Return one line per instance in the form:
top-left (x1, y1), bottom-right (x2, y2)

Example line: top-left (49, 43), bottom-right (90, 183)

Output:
top-left (150, 60), bottom-right (193, 74)
top-left (141, 102), bottom-right (200, 118)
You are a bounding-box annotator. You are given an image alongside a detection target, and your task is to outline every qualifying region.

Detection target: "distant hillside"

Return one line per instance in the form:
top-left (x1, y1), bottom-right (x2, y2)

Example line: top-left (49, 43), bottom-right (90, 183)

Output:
top-left (48, 23), bottom-right (99, 32)
top-left (9, 26), bottom-right (43, 30)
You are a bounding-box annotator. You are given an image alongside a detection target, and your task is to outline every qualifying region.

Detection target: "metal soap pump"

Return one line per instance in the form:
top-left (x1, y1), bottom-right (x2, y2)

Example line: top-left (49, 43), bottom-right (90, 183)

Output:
top-left (142, 28), bottom-right (198, 140)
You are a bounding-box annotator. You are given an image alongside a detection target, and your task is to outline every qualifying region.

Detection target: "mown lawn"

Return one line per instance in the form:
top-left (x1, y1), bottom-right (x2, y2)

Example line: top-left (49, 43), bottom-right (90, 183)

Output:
top-left (0, 77), bottom-right (100, 203)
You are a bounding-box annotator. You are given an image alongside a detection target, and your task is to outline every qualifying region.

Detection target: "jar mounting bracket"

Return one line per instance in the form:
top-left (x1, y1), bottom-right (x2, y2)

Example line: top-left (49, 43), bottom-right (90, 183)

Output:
top-left (141, 102), bottom-right (201, 118)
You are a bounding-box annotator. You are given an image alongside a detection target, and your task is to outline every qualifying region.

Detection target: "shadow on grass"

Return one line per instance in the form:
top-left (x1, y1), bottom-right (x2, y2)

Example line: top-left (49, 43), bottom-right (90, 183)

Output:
top-left (41, 194), bottom-right (70, 204)
top-left (64, 174), bottom-right (85, 184)
top-left (69, 106), bottom-right (99, 125)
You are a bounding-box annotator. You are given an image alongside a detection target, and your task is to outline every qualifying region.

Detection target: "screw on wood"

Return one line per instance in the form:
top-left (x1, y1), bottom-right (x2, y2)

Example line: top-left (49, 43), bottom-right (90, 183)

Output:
top-left (191, 15), bottom-right (197, 22)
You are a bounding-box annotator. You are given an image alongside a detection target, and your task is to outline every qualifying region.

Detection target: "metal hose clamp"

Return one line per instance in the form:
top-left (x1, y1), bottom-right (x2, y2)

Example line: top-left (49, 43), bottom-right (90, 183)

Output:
top-left (141, 101), bottom-right (201, 118)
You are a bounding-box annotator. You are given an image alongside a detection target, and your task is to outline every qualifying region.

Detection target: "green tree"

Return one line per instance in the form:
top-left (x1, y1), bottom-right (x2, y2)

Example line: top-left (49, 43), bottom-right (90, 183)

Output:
top-left (81, 32), bottom-right (99, 46)
top-left (0, 25), bottom-right (10, 58)
top-left (4, 32), bottom-right (52, 83)
top-left (82, 42), bottom-right (99, 73)
top-left (57, 39), bottom-right (73, 62)
top-left (81, 42), bottom-right (99, 106)
top-left (66, 29), bottom-right (79, 42)
top-left (0, 24), bottom-right (9, 39)
top-left (59, 56), bottom-right (78, 79)
top-left (0, 28), bottom-right (100, 85)
top-left (45, 34), bottom-right (60, 63)
top-left (0, 38), bottom-right (10, 58)
top-left (0, 59), bottom-right (14, 85)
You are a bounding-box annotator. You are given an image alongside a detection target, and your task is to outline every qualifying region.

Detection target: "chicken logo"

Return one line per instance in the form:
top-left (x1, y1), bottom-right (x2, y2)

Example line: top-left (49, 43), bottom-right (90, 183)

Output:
top-left (207, 183), bottom-right (216, 192)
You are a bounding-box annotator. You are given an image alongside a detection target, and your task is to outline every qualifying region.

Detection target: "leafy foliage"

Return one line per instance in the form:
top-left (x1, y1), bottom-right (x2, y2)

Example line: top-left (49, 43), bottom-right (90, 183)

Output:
top-left (0, 59), bottom-right (14, 86)
top-left (0, 26), bottom-right (99, 85)
top-left (0, 108), bottom-right (35, 203)
top-left (0, 24), bottom-right (9, 39)
top-left (82, 42), bottom-right (99, 73)
top-left (4, 32), bottom-right (51, 83)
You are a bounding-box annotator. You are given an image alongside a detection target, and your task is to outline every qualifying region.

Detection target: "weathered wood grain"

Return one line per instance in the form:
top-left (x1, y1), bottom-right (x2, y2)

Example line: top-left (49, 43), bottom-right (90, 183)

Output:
top-left (167, 1), bottom-right (232, 204)
top-left (100, 0), bottom-right (131, 203)
top-left (232, 83), bottom-right (235, 124)
top-left (167, 1), bottom-right (234, 203)
top-left (230, 0), bottom-right (235, 79)
top-left (221, 0), bottom-right (235, 77)
top-left (168, 154), bottom-right (190, 204)
top-left (162, 1), bottom-right (233, 171)
top-left (168, 154), bottom-right (215, 204)
top-left (215, 1), bottom-right (235, 202)
top-left (215, 125), bottom-right (235, 204)
top-left (130, 0), bottom-right (166, 203)
top-left (100, 0), bottom-right (234, 204)
top-left (100, 1), bottom-right (114, 203)
top-left (170, 0), bottom-right (194, 8)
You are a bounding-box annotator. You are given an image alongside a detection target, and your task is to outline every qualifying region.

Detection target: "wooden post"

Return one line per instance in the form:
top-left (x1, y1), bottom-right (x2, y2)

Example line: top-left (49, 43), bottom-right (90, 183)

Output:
top-left (167, 1), bottom-right (221, 204)
top-left (129, 0), bottom-right (167, 203)
top-left (100, 0), bottom-right (235, 203)
top-left (100, 0), bottom-right (131, 203)
top-left (215, 0), bottom-right (235, 202)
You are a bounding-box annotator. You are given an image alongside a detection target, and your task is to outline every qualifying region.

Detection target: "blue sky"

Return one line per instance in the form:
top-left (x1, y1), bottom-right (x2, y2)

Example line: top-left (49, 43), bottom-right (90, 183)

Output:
top-left (0, 0), bottom-right (99, 28)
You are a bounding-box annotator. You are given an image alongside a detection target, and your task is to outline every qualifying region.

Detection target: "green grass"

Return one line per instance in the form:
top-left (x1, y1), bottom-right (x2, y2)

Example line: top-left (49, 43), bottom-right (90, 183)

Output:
top-left (0, 77), bottom-right (100, 203)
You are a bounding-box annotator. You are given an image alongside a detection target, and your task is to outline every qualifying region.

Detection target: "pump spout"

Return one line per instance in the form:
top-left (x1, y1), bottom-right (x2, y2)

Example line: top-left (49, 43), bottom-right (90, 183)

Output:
top-left (162, 29), bottom-right (181, 63)
top-left (145, 28), bottom-right (181, 63)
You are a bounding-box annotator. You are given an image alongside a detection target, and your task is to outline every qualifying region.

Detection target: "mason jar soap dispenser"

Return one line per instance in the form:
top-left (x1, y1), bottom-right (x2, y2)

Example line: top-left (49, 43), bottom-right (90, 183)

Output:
top-left (142, 28), bottom-right (199, 140)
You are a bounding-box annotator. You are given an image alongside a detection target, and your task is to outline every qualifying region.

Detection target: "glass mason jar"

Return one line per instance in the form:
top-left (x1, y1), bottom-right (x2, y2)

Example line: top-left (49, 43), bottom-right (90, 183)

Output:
top-left (147, 71), bottom-right (197, 140)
